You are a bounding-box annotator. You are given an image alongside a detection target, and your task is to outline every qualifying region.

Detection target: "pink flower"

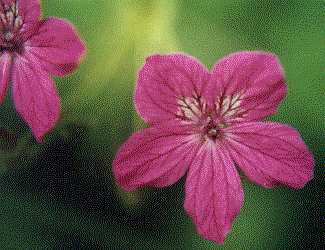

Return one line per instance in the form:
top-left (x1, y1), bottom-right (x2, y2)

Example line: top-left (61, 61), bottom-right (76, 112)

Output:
top-left (112, 51), bottom-right (314, 243)
top-left (0, 0), bottom-right (86, 142)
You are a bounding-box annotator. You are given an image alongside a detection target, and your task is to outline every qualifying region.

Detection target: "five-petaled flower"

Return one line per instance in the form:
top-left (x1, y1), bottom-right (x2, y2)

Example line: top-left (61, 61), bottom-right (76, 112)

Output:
top-left (0, 0), bottom-right (86, 142)
top-left (112, 52), bottom-right (314, 243)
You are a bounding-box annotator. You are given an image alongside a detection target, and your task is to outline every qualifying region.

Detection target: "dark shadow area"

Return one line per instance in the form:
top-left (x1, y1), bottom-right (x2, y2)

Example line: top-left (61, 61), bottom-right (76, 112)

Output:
top-left (0, 123), bottom-right (192, 249)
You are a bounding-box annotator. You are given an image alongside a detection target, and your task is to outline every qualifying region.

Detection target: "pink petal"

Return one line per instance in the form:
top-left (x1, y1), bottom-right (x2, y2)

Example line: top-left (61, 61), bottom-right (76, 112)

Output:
top-left (0, 52), bottom-right (12, 103)
top-left (184, 140), bottom-right (244, 244)
top-left (112, 125), bottom-right (201, 191)
top-left (224, 122), bottom-right (314, 189)
top-left (134, 53), bottom-right (210, 125)
top-left (11, 52), bottom-right (60, 142)
top-left (209, 51), bottom-right (287, 123)
top-left (0, 0), bottom-right (42, 40)
top-left (26, 17), bottom-right (86, 76)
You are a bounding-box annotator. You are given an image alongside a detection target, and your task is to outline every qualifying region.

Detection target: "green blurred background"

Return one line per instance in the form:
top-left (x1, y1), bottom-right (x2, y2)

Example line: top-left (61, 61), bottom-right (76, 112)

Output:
top-left (0, 0), bottom-right (324, 249)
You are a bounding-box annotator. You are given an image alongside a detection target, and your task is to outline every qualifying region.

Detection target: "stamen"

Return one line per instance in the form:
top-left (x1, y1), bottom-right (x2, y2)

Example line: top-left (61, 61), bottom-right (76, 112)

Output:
top-left (206, 124), bottom-right (221, 141)
top-left (0, 13), bottom-right (6, 24)
top-left (14, 16), bottom-right (23, 30)
top-left (5, 32), bottom-right (14, 40)
top-left (0, 2), bottom-right (24, 54)
top-left (208, 129), bottom-right (218, 139)
top-left (6, 11), bottom-right (14, 27)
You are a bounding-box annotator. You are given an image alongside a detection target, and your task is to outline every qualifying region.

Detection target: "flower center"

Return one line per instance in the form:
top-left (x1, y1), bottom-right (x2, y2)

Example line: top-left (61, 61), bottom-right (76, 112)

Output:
top-left (203, 117), bottom-right (227, 141)
top-left (176, 96), bottom-right (226, 142)
top-left (0, 2), bottom-right (25, 55)
top-left (205, 122), bottom-right (221, 141)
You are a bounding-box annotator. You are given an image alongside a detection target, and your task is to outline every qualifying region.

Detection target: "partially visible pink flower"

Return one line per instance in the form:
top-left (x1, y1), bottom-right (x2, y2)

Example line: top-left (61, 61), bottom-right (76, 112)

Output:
top-left (112, 51), bottom-right (314, 243)
top-left (0, 0), bottom-right (86, 142)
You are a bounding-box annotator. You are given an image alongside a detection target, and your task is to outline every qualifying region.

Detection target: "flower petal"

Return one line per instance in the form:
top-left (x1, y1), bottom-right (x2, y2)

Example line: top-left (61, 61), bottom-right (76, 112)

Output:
top-left (134, 53), bottom-right (210, 125)
top-left (0, 52), bottom-right (12, 103)
top-left (26, 17), bottom-right (86, 76)
top-left (184, 140), bottom-right (244, 243)
top-left (112, 125), bottom-right (201, 191)
top-left (11, 52), bottom-right (60, 142)
top-left (209, 51), bottom-right (287, 123)
top-left (224, 122), bottom-right (314, 189)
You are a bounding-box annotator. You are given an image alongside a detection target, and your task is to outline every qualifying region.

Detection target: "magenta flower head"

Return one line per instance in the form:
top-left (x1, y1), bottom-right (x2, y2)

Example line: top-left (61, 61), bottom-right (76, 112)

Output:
top-left (112, 51), bottom-right (314, 243)
top-left (0, 0), bottom-right (86, 142)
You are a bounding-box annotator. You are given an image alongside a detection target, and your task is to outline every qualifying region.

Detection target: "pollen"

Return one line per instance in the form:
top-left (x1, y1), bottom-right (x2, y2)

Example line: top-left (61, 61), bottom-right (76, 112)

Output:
top-left (207, 128), bottom-right (218, 140)
top-left (5, 32), bottom-right (14, 40)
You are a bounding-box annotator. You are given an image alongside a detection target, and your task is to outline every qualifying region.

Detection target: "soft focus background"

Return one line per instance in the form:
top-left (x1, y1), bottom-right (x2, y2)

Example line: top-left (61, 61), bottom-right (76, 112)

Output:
top-left (0, 0), bottom-right (324, 249)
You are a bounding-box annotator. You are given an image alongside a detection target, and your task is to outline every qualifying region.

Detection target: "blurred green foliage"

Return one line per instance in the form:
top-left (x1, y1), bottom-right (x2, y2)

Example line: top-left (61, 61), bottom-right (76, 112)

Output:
top-left (1, 0), bottom-right (324, 249)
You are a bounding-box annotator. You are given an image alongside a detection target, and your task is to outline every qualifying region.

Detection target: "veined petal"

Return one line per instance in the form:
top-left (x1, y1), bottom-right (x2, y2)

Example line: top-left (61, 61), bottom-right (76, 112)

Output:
top-left (112, 125), bottom-right (201, 191)
top-left (134, 53), bottom-right (210, 125)
top-left (11, 52), bottom-right (60, 142)
top-left (224, 122), bottom-right (314, 189)
top-left (0, 52), bottom-right (12, 103)
top-left (209, 51), bottom-right (286, 123)
top-left (184, 140), bottom-right (244, 243)
top-left (26, 17), bottom-right (86, 76)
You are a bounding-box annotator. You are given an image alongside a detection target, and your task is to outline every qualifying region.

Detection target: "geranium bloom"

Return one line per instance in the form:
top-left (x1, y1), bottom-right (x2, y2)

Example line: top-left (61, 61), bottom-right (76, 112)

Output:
top-left (0, 0), bottom-right (86, 142)
top-left (112, 52), bottom-right (314, 243)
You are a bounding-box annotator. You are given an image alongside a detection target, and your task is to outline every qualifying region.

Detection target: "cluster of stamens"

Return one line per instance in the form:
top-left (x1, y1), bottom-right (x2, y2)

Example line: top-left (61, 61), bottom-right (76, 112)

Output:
top-left (176, 91), bottom-right (246, 143)
top-left (0, 2), bottom-right (24, 54)
top-left (176, 96), bottom-right (225, 142)
top-left (204, 118), bottom-right (225, 141)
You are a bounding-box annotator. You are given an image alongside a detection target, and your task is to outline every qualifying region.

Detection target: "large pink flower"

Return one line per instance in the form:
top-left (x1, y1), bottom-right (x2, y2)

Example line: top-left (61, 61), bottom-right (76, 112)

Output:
top-left (0, 0), bottom-right (86, 142)
top-left (112, 52), bottom-right (314, 243)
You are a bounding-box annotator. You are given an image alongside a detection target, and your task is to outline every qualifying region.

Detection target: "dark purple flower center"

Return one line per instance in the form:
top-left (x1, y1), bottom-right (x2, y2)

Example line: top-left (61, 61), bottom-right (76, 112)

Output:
top-left (0, 2), bottom-right (25, 55)
top-left (203, 119), bottom-right (225, 141)
top-left (176, 96), bottom-right (228, 142)
top-left (205, 122), bottom-right (221, 141)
